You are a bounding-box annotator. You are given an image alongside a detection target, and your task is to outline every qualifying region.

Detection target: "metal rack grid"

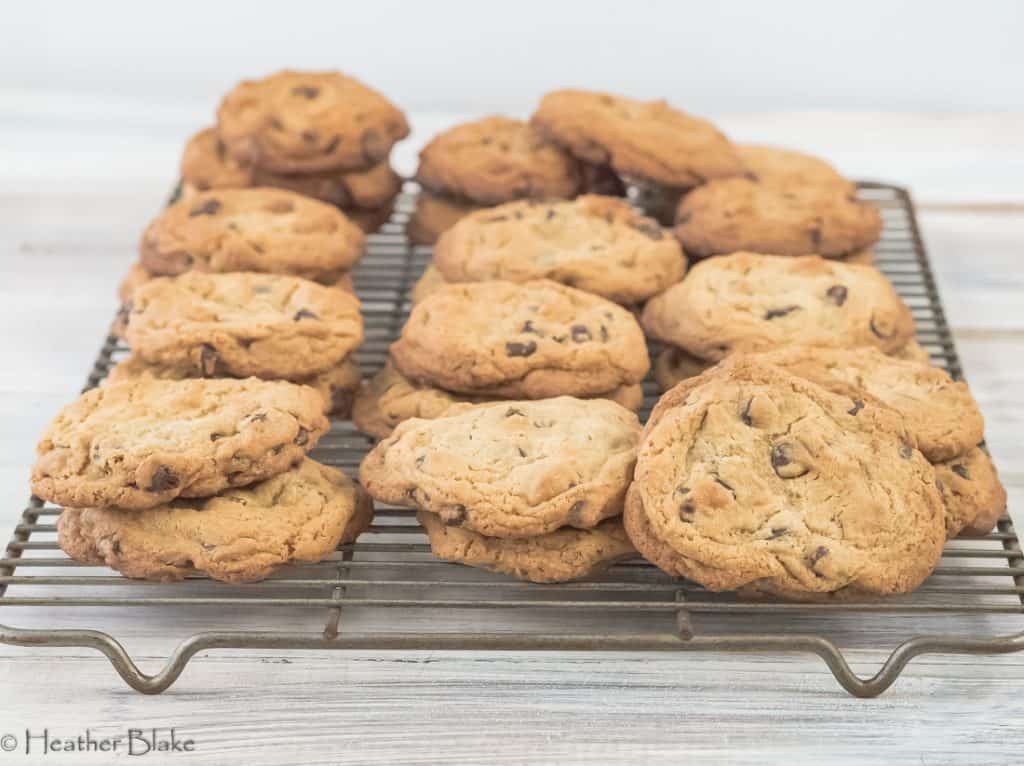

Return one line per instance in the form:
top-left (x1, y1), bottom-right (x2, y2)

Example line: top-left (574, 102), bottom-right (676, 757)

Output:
top-left (1, 183), bottom-right (1021, 697)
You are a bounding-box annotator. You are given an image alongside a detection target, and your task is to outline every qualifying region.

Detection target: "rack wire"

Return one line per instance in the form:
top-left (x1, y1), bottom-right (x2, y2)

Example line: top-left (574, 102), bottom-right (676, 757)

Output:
top-left (1, 183), bottom-right (1021, 697)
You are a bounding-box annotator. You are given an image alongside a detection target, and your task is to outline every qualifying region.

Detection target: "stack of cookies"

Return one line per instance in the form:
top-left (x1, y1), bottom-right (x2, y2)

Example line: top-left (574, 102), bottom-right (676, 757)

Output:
top-left (360, 397), bottom-right (640, 583)
top-left (406, 116), bottom-right (624, 245)
top-left (180, 70), bottom-right (408, 233)
top-left (36, 378), bottom-right (372, 582)
top-left (353, 279), bottom-right (650, 438)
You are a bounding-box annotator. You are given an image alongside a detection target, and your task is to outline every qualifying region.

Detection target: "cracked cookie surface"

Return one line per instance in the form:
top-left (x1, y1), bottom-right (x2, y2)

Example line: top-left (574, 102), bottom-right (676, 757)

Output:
top-left (641, 253), bottom-right (914, 360)
top-left (625, 359), bottom-right (945, 598)
top-left (416, 116), bottom-right (581, 204)
top-left (418, 511), bottom-right (634, 583)
top-left (360, 397), bottom-right (641, 538)
top-left (392, 280), bottom-right (649, 398)
top-left (674, 177), bottom-right (882, 257)
top-left (531, 89), bottom-right (743, 188)
top-left (33, 378), bottom-right (328, 510)
top-left (434, 196), bottom-right (686, 305)
top-left (57, 459), bottom-right (372, 582)
top-left (216, 70), bottom-right (409, 173)
top-left (140, 187), bottom-right (365, 281)
top-left (126, 272), bottom-right (363, 380)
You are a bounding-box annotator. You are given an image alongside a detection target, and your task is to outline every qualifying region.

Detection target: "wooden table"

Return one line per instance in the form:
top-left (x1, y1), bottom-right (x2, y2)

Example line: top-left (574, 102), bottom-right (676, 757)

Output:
top-left (0, 107), bottom-right (1022, 764)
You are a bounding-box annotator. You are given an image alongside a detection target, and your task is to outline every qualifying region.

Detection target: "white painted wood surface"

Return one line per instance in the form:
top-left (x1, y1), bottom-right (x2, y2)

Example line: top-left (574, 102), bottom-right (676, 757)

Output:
top-left (0, 103), bottom-right (1022, 764)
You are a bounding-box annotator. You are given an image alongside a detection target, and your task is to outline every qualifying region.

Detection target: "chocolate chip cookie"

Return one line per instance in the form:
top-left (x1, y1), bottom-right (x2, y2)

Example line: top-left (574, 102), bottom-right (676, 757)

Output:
top-left (352, 359), bottom-right (642, 439)
top-left (140, 188), bottom-right (366, 281)
top-left (934, 447), bottom-right (1007, 537)
top-left (531, 89), bottom-right (743, 188)
top-left (217, 70), bottom-right (409, 173)
top-left (126, 272), bottom-right (363, 380)
top-left (417, 511), bottom-right (634, 583)
top-left (416, 116), bottom-right (582, 204)
top-left (433, 196), bottom-right (686, 305)
top-left (674, 178), bottom-right (882, 257)
top-left (737, 144), bottom-right (852, 189)
top-left (406, 191), bottom-right (485, 246)
top-left (625, 359), bottom-right (946, 598)
top-left (33, 378), bottom-right (328, 510)
top-left (747, 346), bottom-right (984, 462)
top-left (107, 354), bottom-right (361, 418)
top-left (57, 459), bottom-right (372, 582)
top-left (391, 280), bottom-right (650, 398)
top-left (641, 253), bottom-right (914, 360)
top-left (360, 397), bottom-right (641, 538)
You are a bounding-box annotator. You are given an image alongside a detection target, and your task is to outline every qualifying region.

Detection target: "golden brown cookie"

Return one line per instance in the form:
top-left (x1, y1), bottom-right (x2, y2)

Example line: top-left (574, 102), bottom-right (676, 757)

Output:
top-left (934, 447), bottom-right (1008, 538)
top-left (531, 89), bottom-right (743, 188)
top-left (416, 116), bottom-right (581, 204)
top-left (433, 196), bottom-right (686, 305)
top-left (360, 397), bottom-right (641, 538)
top-left (641, 253), bottom-right (914, 360)
top-left (392, 280), bottom-right (650, 398)
top-left (406, 191), bottom-right (485, 245)
top-left (217, 70), bottom-right (409, 173)
top-left (126, 272), bottom-right (364, 380)
top-left (417, 511), bottom-right (635, 583)
top-left (626, 359), bottom-right (945, 599)
top-left (57, 459), bottom-right (372, 583)
top-left (140, 188), bottom-right (366, 281)
top-left (33, 378), bottom-right (328, 510)
top-left (674, 178), bottom-right (882, 258)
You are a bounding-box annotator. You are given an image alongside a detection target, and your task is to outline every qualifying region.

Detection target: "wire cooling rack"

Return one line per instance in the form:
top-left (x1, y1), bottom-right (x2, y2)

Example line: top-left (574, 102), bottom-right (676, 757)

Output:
top-left (1, 183), bottom-right (1021, 697)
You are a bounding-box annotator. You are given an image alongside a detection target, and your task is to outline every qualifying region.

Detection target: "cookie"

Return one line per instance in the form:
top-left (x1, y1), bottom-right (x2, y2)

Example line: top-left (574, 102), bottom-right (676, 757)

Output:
top-left (125, 272), bottom-right (363, 380)
top-left (360, 397), bottom-right (640, 538)
top-left (33, 378), bottom-right (328, 510)
top-left (140, 188), bottom-right (365, 281)
top-left (410, 264), bottom-right (449, 304)
top-left (416, 116), bottom-right (581, 204)
top-left (417, 511), bottom-right (634, 583)
top-left (652, 346), bottom-right (712, 390)
top-left (107, 354), bottom-right (361, 418)
top-left (179, 127), bottom-right (254, 196)
top-left (216, 70), bottom-right (409, 173)
top-left (934, 447), bottom-right (1007, 537)
top-left (57, 459), bottom-right (372, 583)
top-left (433, 196), bottom-right (686, 305)
top-left (641, 253), bottom-right (914, 360)
top-left (531, 89), bottom-right (743, 188)
top-left (737, 144), bottom-right (852, 189)
top-left (391, 280), bottom-right (650, 398)
top-left (251, 160), bottom-right (402, 210)
top-left (406, 191), bottom-right (484, 246)
top-left (625, 359), bottom-right (945, 598)
top-left (674, 178), bottom-right (882, 258)
top-left (352, 359), bottom-right (642, 439)
top-left (747, 346), bottom-right (984, 462)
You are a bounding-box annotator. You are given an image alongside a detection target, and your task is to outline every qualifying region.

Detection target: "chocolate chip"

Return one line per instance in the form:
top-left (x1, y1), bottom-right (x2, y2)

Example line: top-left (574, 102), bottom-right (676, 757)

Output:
top-left (551, 335), bottom-right (567, 344)
top-left (899, 442), bottom-right (913, 459)
top-left (146, 465), bottom-right (180, 492)
top-left (600, 325), bottom-right (609, 342)
top-left (631, 220), bottom-right (664, 240)
top-left (808, 545), bottom-right (829, 574)
top-left (741, 398), bottom-right (754, 427)
top-left (482, 215), bottom-right (509, 223)
top-left (768, 527), bottom-right (788, 539)
top-left (505, 407), bottom-right (525, 417)
top-left (293, 308), bottom-right (319, 321)
top-left (771, 443), bottom-right (809, 479)
top-left (210, 433), bottom-right (223, 442)
top-left (679, 502), bottom-right (695, 522)
top-left (199, 344), bottom-right (219, 377)
top-left (270, 118), bottom-right (284, 130)
top-left (952, 464), bottom-right (970, 479)
top-left (764, 305), bottom-right (800, 320)
top-left (294, 428), bottom-right (309, 446)
top-left (248, 412), bottom-right (268, 422)
top-left (517, 447), bottom-right (527, 458)
top-left (521, 320), bottom-right (543, 336)
top-left (809, 227), bottom-right (822, 247)
top-left (215, 139), bottom-right (227, 160)
top-left (111, 540), bottom-right (121, 555)
top-left (744, 172), bottom-right (759, 182)
top-left (506, 341), bottom-right (537, 357)
top-left (415, 454), bottom-right (425, 468)
top-left (292, 85), bottom-right (320, 99)
top-left (545, 209), bottom-right (557, 221)
top-left (441, 505), bottom-right (467, 526)
top-left (848, 399), bottom-right (864, 416)
top-left (301, 129), bottom-right (319, 143)
top-left (271, 444), bottom-right (285, 455)
top-left (189, 199), bottom-right (222, 217)
top-left (825, 285), bottom-right (848, 306)
top-left (570, 324), bottom-right (592, 343)
top-left (323, 135), bottom-right (341, 154)
top-left (675, 486), bottom-right (691, 496)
